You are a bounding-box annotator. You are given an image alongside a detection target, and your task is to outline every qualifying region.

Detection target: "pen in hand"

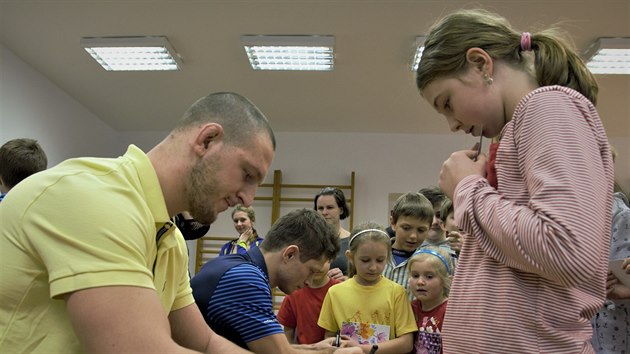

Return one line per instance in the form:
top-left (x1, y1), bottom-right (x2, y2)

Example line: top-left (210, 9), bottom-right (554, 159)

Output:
top-left (474, 126), bottom-right (483, 162)
top-left (334, 329), bottom-right (341, 347)
top-left (368, 344), bottom-right (379, 354)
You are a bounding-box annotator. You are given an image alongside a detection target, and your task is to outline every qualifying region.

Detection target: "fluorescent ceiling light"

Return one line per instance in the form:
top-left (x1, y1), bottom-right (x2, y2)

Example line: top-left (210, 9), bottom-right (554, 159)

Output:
top-left (584, 37), bottom-right (630, 75)
top-left (411, 36), bottom-right (426, 72)
top-left (81, 36), bottom-right (182, 71)
top-left (241, 35), bottom-right (334, 71)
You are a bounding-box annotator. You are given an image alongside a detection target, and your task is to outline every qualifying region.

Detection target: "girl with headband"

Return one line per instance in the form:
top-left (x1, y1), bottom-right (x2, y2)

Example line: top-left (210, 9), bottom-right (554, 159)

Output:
top-left (317, 222), bottom-right (418, 354)
top-left (407, 246), bottom-right (453, 354)
top-left (415, 8), bottom-right (613, 353)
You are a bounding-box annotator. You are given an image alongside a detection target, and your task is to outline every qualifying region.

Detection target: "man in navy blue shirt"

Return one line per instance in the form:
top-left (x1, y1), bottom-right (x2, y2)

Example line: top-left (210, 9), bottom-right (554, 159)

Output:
top-left (0, 138), bottom-right (47, 202)
top-left (192, 209), bottom-right (358, 354)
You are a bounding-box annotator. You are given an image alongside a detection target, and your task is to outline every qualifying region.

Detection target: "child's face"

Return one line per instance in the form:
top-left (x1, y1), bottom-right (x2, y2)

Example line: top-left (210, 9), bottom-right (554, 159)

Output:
top-left (391, 215), bottom-right (430, 252)
top-left (409, 259), bottom-right (445, 304)
top-left (426, 211), bottom-right (446, 244)
top-left (444, 211), bottom-right (458, 232)
top-left (347, 240), bottom-right (388, 286)
top-left (232, 211), bottom-right (253, 234)
top-left (420, 64), bottom-right (505, 139)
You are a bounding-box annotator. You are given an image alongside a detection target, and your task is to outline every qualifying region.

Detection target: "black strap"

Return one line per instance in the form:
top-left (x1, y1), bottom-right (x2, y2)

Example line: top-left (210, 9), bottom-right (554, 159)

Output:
top-left (153, 221), bottom-right (174, 274)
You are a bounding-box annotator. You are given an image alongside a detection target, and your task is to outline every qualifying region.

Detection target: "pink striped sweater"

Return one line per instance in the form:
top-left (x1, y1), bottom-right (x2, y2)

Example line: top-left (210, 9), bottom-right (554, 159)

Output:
top-left (443, 86), bottom-right (614, 354)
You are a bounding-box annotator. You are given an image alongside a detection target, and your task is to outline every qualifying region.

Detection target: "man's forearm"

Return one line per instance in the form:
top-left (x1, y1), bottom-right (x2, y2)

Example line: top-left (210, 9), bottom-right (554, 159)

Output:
top-left (290, 345), bottom-right (336, 353)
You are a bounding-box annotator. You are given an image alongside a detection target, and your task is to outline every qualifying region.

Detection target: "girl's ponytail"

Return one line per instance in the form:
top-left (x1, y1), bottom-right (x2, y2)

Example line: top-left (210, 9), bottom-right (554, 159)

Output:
top-left (532, 31), bottom-right (599, 105)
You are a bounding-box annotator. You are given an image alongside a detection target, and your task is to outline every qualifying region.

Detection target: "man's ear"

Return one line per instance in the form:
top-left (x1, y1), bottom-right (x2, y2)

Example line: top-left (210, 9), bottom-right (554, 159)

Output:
top-left (193, 123), bottom-right (224, 157)
top-left (282, 245), bottom-right (300, 263)
top-left (465, 47), bottom-right (493, 76)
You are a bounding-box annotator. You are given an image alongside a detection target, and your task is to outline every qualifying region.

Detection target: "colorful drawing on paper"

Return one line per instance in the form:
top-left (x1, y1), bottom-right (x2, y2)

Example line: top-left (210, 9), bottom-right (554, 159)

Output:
top-left (341, 321), bottom-right (390, 345)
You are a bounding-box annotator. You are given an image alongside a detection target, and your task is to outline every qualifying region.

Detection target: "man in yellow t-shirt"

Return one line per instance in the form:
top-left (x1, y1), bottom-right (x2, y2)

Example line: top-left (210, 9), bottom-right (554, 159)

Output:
top-left (0, 92), bottom-right (276, 354)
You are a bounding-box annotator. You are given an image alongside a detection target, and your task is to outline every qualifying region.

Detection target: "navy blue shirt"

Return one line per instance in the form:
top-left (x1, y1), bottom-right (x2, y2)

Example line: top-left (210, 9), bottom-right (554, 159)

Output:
top-left (191, 247), bottom-right (283, 348)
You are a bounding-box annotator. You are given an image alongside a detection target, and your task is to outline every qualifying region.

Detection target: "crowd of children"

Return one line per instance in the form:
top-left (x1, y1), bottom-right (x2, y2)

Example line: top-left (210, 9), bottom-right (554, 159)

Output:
top-left (274, 192), bottom-right (457, 354)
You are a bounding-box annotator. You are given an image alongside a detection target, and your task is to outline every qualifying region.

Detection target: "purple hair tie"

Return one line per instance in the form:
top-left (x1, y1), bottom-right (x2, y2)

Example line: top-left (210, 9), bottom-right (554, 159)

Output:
top-left (520, 32), bottom-right (532, 51)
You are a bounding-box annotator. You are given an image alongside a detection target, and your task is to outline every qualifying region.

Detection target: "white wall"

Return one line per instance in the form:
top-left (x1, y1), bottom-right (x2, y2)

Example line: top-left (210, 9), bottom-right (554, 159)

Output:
top-left (2, 43), bottom-right (629, 276)
top-left (0, 44), bottom-right (120, 165)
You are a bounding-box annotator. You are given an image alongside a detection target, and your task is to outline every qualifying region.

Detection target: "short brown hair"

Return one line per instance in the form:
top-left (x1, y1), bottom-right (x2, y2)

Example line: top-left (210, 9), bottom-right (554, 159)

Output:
top-left (259, 209), bottom-right (339, 263)
top-left (0, 138), bottom-right (48, 190)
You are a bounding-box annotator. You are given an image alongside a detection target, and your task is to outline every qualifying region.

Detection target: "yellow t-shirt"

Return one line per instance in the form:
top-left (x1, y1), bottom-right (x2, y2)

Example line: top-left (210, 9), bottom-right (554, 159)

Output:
top-left (0, 145), bottom-right (193, 353)
top-left (317, 276), bottom-right (417, 343)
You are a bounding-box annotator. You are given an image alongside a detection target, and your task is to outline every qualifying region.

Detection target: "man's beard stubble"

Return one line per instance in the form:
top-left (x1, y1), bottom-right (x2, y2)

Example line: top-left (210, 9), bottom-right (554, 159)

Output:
top-left (185, 157), bottom-right (220, 225)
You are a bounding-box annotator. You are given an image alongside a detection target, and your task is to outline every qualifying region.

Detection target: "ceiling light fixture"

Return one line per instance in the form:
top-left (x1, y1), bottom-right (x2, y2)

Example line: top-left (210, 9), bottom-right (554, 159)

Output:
top-left (81, 36), bottom-right (182, 71)
top-left (411, 36), bottom-right (426, 72)
top-left (241, 35), bottom-right (334, 71)
top-left (584, 37), bottom-right (630, 75)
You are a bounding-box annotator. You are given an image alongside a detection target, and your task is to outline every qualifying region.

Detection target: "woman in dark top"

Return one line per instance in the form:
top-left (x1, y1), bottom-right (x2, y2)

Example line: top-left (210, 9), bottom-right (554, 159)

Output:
top-left (314, 187), bottom-right (351, 281)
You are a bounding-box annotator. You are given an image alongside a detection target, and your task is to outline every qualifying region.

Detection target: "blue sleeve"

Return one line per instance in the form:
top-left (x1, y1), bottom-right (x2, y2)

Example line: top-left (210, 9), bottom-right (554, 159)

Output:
top-left (207, 264), bottom-right (283, 343)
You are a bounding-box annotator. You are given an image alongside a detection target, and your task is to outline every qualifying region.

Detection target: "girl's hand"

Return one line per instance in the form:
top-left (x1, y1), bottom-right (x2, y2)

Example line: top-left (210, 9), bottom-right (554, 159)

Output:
top-left (327, 268), bottom-right (348, 282)
top-left (622, 258), bottom-right (630, 274)
top-left (606, 273), bottom-right (630, 300)
top-left (339, 337), bottom-right (360, 348)
top-left (237, 228), bottom-right (252, 243)
top-left (313, 336), bottom-right (358, 349)
top-left (439, 148), bottom-right (487, 199)
top-left (447, 230), bottom-right (464, 254)
top-left (313, 337), bottom-right (337, 348)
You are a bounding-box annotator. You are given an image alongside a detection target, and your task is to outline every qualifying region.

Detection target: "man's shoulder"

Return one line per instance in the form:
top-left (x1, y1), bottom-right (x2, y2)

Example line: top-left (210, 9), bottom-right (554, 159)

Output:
top-left (222, 262), bottom-right (266, 280)
top-left (216, 262), bottom-right (269, 292)
top-left (195, 254), bottom-right (258, 278)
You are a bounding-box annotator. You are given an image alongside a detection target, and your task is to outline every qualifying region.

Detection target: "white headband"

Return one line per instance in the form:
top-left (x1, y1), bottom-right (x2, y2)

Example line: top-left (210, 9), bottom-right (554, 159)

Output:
top-left (348, 228), bottom-right (390, 246)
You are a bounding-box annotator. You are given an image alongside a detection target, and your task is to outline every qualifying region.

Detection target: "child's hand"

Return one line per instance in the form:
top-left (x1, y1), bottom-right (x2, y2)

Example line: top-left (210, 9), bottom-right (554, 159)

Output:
top-left (623, 258), bottom-right (630, 274)
top-left (327, 268), bottom-right (348, 282)
top-left (606, 273), bottom-right (630, 300)
top-left (339, 336), bottom-right (360, 348)
top-left (313, 337), bottom-right (337, 348)
top-left (237, 228), bottom-right (253, 243)
top-left (314, 336), bottom-right (358, 349)
top-left (447, 230), bottom-right (464, 254)
top-left (439, 149), bottom-right (487, 199)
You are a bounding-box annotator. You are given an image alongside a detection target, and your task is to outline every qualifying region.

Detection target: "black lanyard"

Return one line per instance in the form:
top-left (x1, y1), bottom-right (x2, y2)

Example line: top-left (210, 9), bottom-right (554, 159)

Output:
top-left (152, 221), bottom-right (174, 274)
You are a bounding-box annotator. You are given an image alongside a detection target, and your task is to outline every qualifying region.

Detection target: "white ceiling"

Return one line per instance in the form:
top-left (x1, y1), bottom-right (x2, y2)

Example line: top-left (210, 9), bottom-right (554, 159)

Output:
top-left (1, 0), bottom-right (629, 137)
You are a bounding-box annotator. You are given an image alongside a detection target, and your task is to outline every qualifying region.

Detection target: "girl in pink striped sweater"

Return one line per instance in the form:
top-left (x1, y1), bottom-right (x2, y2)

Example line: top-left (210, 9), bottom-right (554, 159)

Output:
top-left (415, 8), bottom-right (614, 354)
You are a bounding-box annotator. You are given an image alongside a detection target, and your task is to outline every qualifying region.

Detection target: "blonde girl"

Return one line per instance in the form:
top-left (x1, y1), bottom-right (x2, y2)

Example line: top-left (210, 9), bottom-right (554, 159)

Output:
top-left (408, 246), bottom-right (453, 354)
top-left (317, 222), bottom-right (417, 354)
top-left (218, 204), bottom-right (264, 256)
